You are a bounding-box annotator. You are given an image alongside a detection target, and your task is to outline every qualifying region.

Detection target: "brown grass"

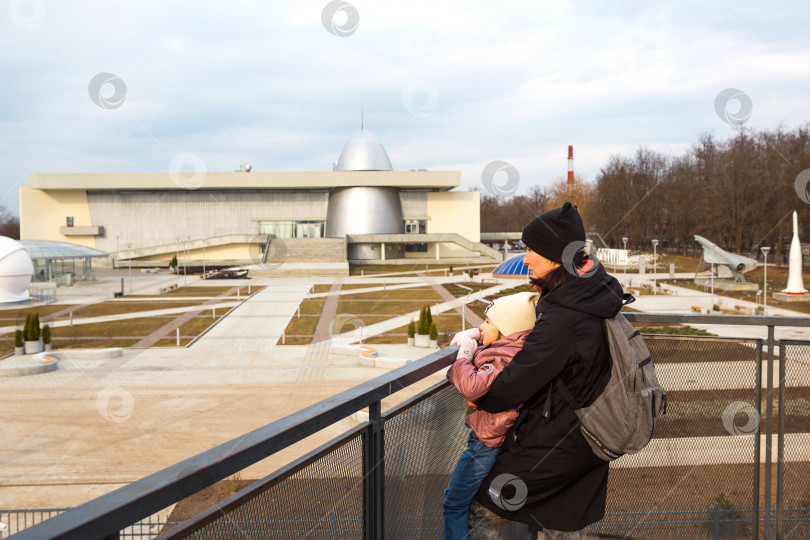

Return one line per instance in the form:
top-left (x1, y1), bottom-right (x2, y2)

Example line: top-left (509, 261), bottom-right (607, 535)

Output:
top-left (442, 282), bottom-right (496, 298)
top-left (337, 300), bottom-right (431, 315)
top-left (283, 314), bottom-right (320, 336)
top-left (350, 263), bottom-right (455, 275)
top-left (0, 304), bottom-right (81, 322)
top-left (336, 288), bottom-right (441, 301)
top-left (311, 284), bottom-right (333, 293)
top-left (297, 299), bottom-right (326, 315)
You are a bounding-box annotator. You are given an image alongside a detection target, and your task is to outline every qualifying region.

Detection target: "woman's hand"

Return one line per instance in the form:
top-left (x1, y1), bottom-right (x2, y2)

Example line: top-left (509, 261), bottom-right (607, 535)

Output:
top-left (450, 328), bottom-right (480, 347)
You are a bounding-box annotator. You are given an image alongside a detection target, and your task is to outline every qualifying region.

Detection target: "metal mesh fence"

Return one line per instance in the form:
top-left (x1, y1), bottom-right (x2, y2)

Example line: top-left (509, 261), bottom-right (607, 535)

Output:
top-left (591, 335), bottom-right (762, 539)
top-left (183, 432), bottom-right (364, 539)
top-left (383, 383), bottom-right (471, 539)
top-left (0, 509), bottom-right (65, 538)
top-left (778, 342), bottom-right (810, 540)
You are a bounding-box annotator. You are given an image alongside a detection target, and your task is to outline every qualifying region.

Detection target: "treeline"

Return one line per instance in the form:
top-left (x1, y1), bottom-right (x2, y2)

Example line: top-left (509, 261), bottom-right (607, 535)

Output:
top-left (0, 203), bottom-right (19, 239)
top-left (481, 125), bottom-right (810, 263)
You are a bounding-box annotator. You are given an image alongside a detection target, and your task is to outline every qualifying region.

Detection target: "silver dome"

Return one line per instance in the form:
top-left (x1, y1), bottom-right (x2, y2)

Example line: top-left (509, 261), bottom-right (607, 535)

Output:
top-left (334, 130), bottom-right (393, 171)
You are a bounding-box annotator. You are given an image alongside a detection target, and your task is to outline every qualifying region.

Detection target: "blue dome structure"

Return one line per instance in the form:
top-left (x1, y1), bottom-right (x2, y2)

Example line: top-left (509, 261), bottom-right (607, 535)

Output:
top-left (493, 254), bottom-right (529, 278)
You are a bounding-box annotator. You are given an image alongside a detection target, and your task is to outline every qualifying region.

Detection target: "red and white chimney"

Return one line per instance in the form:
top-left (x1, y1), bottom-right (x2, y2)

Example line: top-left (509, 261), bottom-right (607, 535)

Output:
top-left (567, 145), bottom-right (574, 184)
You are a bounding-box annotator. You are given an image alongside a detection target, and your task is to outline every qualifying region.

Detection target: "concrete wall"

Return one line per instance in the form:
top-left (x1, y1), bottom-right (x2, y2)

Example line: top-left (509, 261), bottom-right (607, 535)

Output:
top-left (19, 186), bottom-right (96, 248)
top-left (133, 238), bottom-right (346, 264)
top-left (427, 191), bottom-right (480, 257)
top-left (86, 190), bottom-right (329, 253)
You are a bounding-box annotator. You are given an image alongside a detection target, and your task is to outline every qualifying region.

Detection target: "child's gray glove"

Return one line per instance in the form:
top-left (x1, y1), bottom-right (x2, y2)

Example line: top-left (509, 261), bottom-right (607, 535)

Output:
top-left (454, 335), bottom-right (478, 361)
top-left (450, 328), bottom-right (480, 347)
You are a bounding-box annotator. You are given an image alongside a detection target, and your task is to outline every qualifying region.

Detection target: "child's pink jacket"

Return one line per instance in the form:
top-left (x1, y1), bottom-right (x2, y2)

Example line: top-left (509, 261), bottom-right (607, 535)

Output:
top-left (446, 329), bottom-right (530, 448)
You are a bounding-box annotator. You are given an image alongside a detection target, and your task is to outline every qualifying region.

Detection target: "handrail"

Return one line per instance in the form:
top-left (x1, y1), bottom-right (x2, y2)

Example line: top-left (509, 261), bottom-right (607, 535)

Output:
top-left (10, 313), bottom-right (810, 539)
top-left (11, 346), bottom-right (459, 539)
top-left (622, 312), bottom-right (810, 326)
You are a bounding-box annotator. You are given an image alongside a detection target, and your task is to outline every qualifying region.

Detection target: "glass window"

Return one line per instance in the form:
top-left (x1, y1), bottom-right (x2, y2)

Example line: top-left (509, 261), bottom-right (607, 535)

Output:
top-left (259, 221), bottom-right (295, 238)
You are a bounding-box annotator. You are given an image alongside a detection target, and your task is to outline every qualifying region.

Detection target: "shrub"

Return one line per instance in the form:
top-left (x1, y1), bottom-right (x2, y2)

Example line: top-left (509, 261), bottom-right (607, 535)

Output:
top-left (23, 314), bottom-right (31, 341)
top-left (429, 322), bottom-right (438, 341)
top-left (31, 313), bottom-right (41, 341)
top-left (42, 324), bottom-right (51, 344)
top-left (712, 303), bottom-right (720, 312)
top-left (425, 305), bottom-right (433, 327)
top-left (418, 306), bottom-right (430, 335)
top-left (700, 492), bottom-right (749, 537)
top-left (468, 269), bottom-right (474, 279)
top-left (14, 329), bottom-right (23, 347)
top-left (407, 319), bottom-right (415, 338)
top-left (169, 255), bottom-right (178, 268)
top-left (449, 264), bottom-right (453, 273)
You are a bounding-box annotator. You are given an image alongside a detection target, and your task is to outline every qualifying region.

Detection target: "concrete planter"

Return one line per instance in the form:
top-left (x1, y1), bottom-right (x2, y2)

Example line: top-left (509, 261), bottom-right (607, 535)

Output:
top-left (24, 340), bottom-right (43, 354)
top-left (407, 337), bottom-right (414, 346)
top-left (414, 334), bottom-right (430, 348)
top-left (430, 339), bottom-right (438, 348)
top-left (14, 346), bottom-right (24, 356)
top-left (44, 343), bottom-right (53, 351)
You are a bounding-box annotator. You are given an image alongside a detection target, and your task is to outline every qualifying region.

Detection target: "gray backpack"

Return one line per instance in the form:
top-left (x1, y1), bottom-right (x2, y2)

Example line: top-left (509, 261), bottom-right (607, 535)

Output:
top-left (553, 295), bottom-right (666, 461)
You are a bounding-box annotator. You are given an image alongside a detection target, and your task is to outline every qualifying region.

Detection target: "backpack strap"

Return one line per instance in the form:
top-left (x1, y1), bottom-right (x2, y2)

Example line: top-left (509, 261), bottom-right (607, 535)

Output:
top-left (554, 378), bottom-right (581, 411)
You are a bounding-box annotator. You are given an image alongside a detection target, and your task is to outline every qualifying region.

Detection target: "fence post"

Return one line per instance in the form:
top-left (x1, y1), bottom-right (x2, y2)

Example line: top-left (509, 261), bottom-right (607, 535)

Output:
top-left (764, 325), bottom-right (775, 539)
top-left (363, 400), bottom-right (384, 540)
top-left (714, 501), bottom-right (720, 539)
top-left (754, 338), bottom-right (763, 540)
top-left (776, 334), bottom-right (786, 539)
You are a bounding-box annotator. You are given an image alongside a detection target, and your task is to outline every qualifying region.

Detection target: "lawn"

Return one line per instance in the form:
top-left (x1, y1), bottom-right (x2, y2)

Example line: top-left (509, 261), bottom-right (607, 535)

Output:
top-left (336, 288), bottom-right (441, 301)
top-left (442, 282), bottom-right (496, 298)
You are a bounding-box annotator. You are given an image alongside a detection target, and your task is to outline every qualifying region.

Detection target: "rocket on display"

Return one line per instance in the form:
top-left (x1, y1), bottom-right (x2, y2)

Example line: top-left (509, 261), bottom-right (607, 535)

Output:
top-left (783, 210), bottom-right (808, 295)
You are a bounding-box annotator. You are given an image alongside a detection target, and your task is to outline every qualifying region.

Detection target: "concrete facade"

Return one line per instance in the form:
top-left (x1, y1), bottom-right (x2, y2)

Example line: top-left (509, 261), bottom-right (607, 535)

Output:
top-left (21, 133), bottom-right (487, 269)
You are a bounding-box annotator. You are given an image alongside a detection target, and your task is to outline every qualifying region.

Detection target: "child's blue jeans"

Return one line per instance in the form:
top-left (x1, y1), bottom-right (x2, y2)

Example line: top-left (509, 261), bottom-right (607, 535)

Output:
top-left (443, 430), bottom-right (501, 540)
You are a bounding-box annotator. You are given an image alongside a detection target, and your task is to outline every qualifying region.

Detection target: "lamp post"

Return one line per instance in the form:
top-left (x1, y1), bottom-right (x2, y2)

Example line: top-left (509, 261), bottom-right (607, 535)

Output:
top-left (622, 236), bottom-right (629, 289)
top-left (126, 242), bottom-right (133, 295)
top-left (651, 239), bottom-right (659, 295)
top-left (761, 246), bottom-right (771, 315)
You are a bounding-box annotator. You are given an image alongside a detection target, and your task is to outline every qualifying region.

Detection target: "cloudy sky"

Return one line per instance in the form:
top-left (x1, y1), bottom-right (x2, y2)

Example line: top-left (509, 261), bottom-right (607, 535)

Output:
top-left (1, 0), bottom-right (808, 214)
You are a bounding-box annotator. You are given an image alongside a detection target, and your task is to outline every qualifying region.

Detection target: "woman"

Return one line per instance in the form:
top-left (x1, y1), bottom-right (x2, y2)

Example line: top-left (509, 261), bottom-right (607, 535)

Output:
top-left (464, 202), bottom-right (623, 539)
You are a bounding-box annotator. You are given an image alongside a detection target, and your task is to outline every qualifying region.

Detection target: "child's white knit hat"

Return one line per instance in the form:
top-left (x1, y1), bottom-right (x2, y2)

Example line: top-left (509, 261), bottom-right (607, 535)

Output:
top-left (484, 291), bottom-right (540, 337)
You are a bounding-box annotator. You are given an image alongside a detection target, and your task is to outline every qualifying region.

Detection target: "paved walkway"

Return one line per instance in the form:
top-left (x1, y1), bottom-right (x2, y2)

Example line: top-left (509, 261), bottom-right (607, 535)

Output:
top-left (311, 279), bottom-right (344, 343)
top-left (190, 279), bottom-right (312, 350)
top-left (132, 286), bottom-right (245, 348)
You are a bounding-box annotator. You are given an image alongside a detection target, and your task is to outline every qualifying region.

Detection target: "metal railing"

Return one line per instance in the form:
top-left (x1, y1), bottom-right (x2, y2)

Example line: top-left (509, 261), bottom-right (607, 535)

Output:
top-left (7, 313), bottom-right (810, 540)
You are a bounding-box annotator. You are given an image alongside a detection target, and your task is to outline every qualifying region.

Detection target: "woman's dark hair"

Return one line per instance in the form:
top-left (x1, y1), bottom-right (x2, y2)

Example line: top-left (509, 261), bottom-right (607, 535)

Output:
top-left (530, 260), bottom-right (581, 296)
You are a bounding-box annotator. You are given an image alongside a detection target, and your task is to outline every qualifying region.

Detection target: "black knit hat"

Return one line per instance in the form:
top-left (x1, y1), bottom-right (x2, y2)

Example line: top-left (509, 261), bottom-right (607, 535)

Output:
top-left (521, 202), bottom-right (586, 264)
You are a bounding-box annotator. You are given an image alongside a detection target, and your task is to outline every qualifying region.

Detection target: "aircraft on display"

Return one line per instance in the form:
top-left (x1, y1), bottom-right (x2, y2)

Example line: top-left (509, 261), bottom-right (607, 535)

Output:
top-left (694, 235), bottom-right (758, 282)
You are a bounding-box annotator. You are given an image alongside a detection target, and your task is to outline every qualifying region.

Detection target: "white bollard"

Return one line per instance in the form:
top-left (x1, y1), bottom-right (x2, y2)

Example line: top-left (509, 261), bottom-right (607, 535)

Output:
top-left (248, 284), bottom-right (251, 294)
top-left (212, 307), bottom-right (215, 319)
top-left (384, 280), bottom-right (386, 291)
top-left (282, 332), bottom-right (285, 345)
top-left (176, 328), bottom-right (180, 346)
top-left (297, 306), bottom-right (300, 318)
top-left (70, 312), bottom-right (73, 327)
top-left (237, 288), bottom-right (240, 299)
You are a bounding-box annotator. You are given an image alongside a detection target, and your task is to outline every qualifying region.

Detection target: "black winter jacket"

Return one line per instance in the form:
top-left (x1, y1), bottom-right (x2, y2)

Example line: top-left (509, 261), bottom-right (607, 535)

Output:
top-left (474, 264), bottom-right (623, 531)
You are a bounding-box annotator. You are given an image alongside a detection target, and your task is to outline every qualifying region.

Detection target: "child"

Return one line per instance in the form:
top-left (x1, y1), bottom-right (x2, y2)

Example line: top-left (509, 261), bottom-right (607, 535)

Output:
top-left (443, 291), bottom-right (540, 540)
